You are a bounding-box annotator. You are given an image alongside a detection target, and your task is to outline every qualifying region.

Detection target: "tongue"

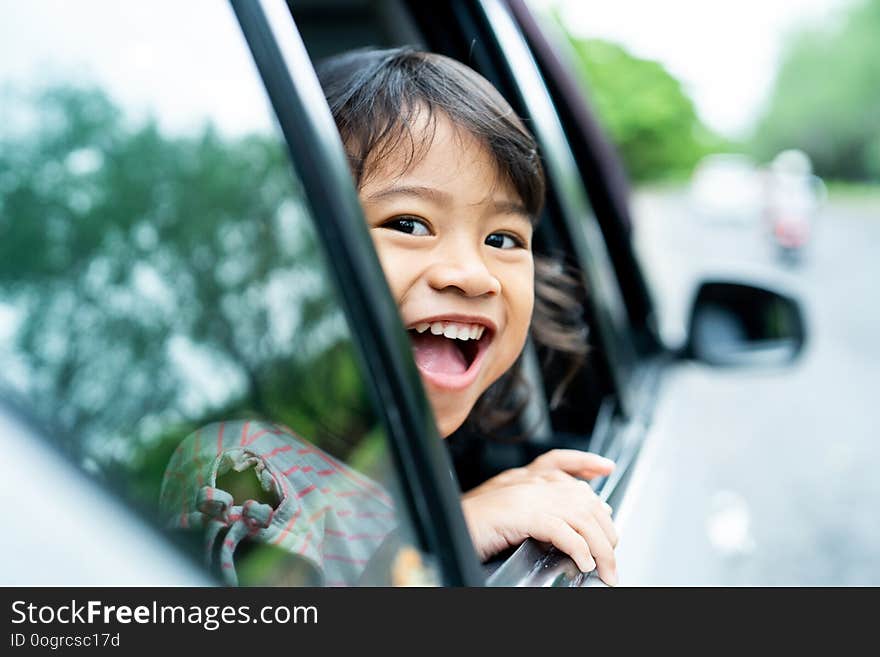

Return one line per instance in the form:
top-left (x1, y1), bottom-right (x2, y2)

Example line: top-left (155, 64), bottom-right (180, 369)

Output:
top-left (410, 332), bottom-right (468, 375)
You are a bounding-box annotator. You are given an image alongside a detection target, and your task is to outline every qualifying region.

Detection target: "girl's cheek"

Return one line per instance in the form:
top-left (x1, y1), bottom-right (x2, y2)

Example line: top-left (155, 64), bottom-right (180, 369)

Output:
top-left (370, 235), bottom-right (415, 301)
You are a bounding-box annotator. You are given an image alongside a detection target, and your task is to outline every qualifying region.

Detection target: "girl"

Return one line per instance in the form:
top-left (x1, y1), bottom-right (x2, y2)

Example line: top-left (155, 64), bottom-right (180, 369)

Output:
top-left (318, 47), bottom-right (619, 585)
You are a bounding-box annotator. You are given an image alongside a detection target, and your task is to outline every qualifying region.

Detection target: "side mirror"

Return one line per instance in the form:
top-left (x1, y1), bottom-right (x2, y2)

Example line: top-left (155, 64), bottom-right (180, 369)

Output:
top-left (683, 281), bottom-right (806, 367)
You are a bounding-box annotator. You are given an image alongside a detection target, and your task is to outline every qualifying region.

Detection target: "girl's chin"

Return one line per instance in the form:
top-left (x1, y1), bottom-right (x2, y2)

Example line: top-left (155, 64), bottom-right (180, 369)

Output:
top-left (423, 388), bottom-right (475, 439)
top-left (434, 410), bottom-right (470, 439)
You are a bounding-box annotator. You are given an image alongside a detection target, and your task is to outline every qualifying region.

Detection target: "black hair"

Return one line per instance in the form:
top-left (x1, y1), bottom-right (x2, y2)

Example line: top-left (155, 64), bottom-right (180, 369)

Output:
top-left (317, 47), bottom-right (588, 439)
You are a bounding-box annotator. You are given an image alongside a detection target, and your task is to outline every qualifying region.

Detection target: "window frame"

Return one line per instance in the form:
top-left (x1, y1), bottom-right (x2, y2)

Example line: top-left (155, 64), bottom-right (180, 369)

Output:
top-left (506, 0), bottom-right (661, 358)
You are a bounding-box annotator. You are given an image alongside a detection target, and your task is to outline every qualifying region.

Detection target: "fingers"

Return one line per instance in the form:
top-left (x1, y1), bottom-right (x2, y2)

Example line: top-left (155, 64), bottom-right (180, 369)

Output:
top-left (530, 481), bottom-right (618, 585)
top-left (461, 473), bottom-right (619, 586)
top-left (569, 512), bottom-right (618, 586)
top-left (535, 517), bottom-right (596, 574)
top-left (531, 449), bottom-right (615, 480)
top-left (592, 497), bottom-right (618, 548)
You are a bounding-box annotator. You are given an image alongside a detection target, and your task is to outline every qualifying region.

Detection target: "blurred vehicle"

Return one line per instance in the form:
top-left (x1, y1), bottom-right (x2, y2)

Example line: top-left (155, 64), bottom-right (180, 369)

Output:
top-left (0, 0), bottom-right (808, 587)
top-left (689, 154), bottom-right (764, 225)
top-left (763, 149), bottom-right (825, 265)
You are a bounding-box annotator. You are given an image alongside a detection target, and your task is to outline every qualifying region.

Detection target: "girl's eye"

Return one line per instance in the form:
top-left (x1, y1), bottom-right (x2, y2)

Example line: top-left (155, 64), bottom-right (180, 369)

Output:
top-left (383, 216), bottom-right (431, 236)
top-left (485, 232), bottom-right (524, 250)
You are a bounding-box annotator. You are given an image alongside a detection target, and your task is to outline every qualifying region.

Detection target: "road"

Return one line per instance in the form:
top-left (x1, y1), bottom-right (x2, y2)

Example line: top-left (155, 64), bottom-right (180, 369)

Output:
top-left (615, 188), bottom-right (880, 585)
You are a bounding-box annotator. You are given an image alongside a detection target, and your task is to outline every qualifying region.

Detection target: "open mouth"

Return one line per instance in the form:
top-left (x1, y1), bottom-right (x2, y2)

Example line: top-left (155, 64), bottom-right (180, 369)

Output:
top-left (406, 320), bottom-right (493, 389)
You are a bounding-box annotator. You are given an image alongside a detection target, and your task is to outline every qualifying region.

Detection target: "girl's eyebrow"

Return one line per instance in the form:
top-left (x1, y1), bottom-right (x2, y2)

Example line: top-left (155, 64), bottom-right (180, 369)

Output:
top-left (364, 184), bottom-right (451, 205)
top-left (491, 199), bottom-right (529, 218)
top-left (365, 184), bottom-right (529, 218)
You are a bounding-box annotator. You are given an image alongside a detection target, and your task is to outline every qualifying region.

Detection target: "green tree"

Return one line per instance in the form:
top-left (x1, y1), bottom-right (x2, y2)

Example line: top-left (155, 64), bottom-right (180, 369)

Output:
top-left (0, 85), bottom-right (377, 502)
top-left (752, 0), bottom-right (880, 181)
top-left (563, 36), bottom-right (722, 181)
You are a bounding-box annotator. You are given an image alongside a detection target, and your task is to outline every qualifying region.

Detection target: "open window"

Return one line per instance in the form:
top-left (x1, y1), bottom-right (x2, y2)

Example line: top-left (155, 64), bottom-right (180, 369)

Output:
top-left (281, 0), bottom-right (660, 585)
top-left (288, 0), bottom-right (640, 478)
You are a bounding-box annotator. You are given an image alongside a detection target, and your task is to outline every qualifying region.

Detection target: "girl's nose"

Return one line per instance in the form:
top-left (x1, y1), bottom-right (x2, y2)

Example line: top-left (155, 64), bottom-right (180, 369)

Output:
top-left (425, 250), bottom-right (501, 298)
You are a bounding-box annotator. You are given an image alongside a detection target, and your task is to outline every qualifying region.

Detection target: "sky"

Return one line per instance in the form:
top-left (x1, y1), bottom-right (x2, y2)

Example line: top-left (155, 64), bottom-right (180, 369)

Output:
top-left (0, 0), bottom-right (275, 137)
top-left (1, 0), bottom-right (856, 140)
top-left (530, 0), bottom-right (855, 138)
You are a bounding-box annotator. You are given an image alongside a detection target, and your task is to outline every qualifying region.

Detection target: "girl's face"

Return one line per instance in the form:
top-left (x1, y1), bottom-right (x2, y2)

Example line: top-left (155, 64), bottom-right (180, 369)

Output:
top-left (359, 113), bottom-right (535, 437)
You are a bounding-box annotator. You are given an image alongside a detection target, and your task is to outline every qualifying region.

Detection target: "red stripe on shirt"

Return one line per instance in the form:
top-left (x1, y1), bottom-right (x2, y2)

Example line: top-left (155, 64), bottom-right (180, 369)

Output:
top-left (309, 450), bottom-right (393, 506)
top-left (308, 506), bottom-right (330, 523)
top-left (243, 428), bottom-right (269, 446)
top-left (261, 445), bottom-right (293, 459)
top-left (216, 422), bottom-right (226, 455)
top-left (323, 554), bottom-right (368, 566)
top-left (281, 433), bottom-right (389, 505)
top-left (296, 484), bottom-right (317, 499)
top-left (194, 429), bottom-right (203, 488)
top-left (239, 420), bottom-right (251, 446)
top-left (272, 507), bottom-right (302, 545)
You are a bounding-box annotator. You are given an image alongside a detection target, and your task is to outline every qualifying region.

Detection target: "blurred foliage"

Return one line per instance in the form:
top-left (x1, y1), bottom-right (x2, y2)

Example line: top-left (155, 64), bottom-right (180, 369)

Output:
top-left (751, 0), bottom-right (880, 182)
top-left (561, 34), bottom-right (726, 181)
top-left (0, 85), bottom-right (384, 506)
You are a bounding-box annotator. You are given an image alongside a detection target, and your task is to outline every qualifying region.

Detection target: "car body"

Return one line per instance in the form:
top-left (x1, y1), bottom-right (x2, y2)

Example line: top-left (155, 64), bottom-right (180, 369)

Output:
top-left (0, 0), bottom-right (806, 586)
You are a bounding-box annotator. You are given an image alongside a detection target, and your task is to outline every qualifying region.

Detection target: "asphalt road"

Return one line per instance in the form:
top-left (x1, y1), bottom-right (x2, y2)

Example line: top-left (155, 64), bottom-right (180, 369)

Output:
top-left (614, 188), bottom-right (880, 585)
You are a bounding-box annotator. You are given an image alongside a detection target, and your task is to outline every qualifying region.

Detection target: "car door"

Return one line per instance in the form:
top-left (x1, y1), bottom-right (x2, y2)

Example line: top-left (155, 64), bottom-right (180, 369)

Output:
top-left (0, 0), bottom-right (483, 587)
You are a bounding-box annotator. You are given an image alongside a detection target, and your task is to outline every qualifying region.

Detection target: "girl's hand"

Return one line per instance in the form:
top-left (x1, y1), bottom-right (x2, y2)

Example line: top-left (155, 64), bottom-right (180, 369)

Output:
top-left (462, 449), bottom-right (615, 499)
top-left (462, 473), bottom-right (619, 586)
top-left (460, 449), bottom-right (618, 586)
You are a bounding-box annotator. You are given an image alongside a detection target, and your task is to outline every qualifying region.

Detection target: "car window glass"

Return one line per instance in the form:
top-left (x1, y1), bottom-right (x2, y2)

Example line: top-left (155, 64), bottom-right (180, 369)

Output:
top-left (0, 1), bottom-right (435, 587)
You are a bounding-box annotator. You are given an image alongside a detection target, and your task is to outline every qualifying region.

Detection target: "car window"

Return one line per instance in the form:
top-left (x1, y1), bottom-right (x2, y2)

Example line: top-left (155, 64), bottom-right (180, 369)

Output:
top-left (0, 0), bottom-right (436, 587)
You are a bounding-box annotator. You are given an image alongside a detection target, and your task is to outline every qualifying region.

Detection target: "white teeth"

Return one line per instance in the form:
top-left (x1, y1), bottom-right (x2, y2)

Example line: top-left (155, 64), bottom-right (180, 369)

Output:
top-left (413, 321), bottom-right (487, 340)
